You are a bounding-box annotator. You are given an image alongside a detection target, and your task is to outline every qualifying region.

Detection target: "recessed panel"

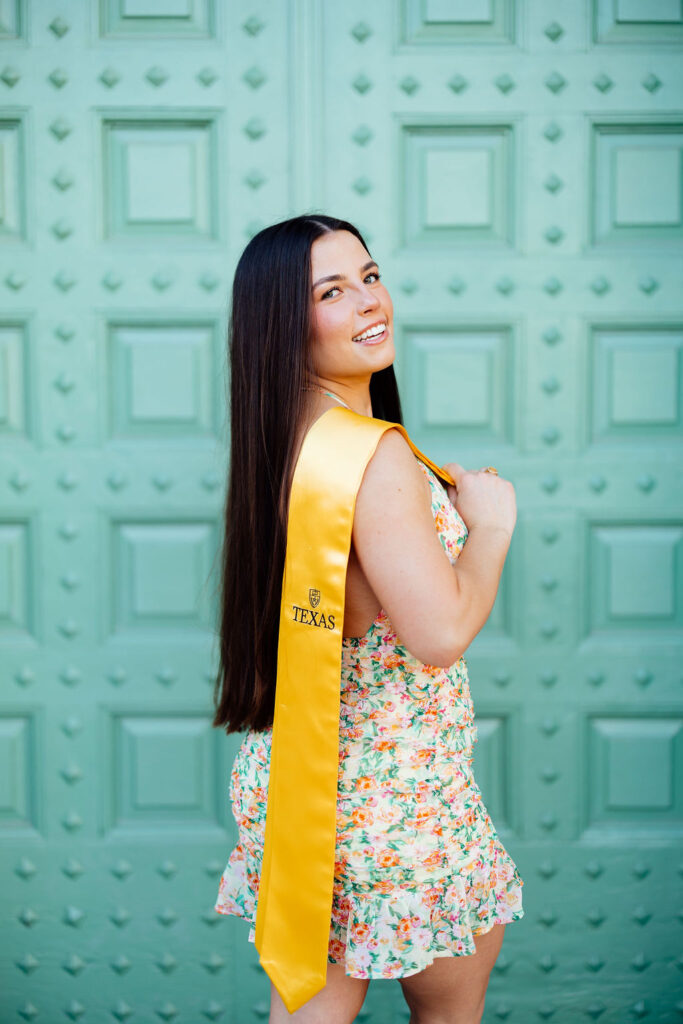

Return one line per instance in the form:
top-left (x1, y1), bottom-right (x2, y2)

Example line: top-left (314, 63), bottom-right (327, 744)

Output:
top-left (469, 714), bottom-right (516, 833)
top-left (106, 320), bottom-right (219, 439)
top-left (400, 0), bottom-right (515, 45)
top-left (100, 0), bottom-right (216, 38)
top-left (0, 0), bottom-right (23, 40)
top-left (0, 713), bottom-right (39, 834)
top-left (586, 716), bottom-right (682, 832)
top-left (587, 522), bottom-right (683, 636)
top-left (102, 115), bottom-right (219, 240)
top-left (401, 123), bottom-right (514, 248)
top-left (591, 123), bottom-right (683, 246)
top-left (0, 520), bottom-right (35, 639)
top-left (107, 518), bottom-right (218, 637)
top-left (0, 321), bottom-right (31, 440)
top-left (590, 325), bottom-right (683, 443)
top-left (104, 711), bottom-right (219, 834)
top-left (593, 0), bottom-right (683, 43)
top-left (404, 325), bottom-right (513, 444)
top-left (0, 118), bottom-right (26, 242)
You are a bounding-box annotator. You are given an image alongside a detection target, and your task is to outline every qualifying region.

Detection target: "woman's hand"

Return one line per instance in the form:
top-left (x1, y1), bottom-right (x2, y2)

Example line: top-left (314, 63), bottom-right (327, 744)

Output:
top-left (441, 462), bottom-right (517, 538)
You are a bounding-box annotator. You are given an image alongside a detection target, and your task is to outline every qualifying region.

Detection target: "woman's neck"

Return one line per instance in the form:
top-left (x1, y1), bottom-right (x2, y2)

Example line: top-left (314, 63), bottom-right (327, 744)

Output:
top-left (302, 382), bottom-right (372, 417)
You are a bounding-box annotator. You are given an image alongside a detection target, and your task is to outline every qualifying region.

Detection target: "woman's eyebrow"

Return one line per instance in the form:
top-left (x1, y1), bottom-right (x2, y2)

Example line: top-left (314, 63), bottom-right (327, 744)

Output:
top-left (312, 260), bottom-right (378, 291)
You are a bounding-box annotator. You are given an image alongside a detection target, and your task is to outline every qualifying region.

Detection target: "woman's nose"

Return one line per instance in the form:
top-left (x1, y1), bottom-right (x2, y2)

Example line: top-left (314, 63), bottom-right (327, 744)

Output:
top-left (359, 289), bottom-right (380, 312)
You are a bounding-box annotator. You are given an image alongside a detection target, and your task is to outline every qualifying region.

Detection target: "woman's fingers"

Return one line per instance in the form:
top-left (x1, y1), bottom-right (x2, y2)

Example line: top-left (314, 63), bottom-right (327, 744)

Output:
top-left (442, 461), bottom-right (464, 488)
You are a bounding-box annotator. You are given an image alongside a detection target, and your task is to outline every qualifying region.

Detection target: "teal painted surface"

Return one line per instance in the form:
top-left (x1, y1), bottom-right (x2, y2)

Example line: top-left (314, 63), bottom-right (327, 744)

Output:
top-left (1, 1), bottom-right (682, 1021)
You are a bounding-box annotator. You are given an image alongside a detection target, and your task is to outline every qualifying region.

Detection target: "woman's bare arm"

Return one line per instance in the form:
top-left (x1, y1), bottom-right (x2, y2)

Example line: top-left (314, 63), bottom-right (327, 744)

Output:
top-left (352, 429), bottom-right (511, 666)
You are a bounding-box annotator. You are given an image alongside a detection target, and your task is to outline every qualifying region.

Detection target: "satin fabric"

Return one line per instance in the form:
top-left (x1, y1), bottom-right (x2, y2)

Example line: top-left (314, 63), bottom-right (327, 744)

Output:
top-left (254, 405), bottom-right (456, 1013)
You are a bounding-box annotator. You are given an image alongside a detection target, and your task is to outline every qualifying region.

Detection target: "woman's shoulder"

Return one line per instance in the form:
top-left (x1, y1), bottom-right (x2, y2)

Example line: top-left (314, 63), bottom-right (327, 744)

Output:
top-left (365, 423), bottom-right (419, 469)
top-left (360, 427), bottom-right (431, 498)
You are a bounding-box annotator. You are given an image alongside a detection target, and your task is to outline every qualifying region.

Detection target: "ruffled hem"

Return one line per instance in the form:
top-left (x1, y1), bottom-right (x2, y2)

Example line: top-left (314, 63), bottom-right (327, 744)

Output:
top-left (214, 834), bottom-right (524, 981)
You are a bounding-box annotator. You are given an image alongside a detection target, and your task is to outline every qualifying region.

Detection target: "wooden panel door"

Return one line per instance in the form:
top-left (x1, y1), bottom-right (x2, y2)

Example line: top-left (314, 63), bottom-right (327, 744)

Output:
top-left (1, 1), bottom-right (681, 1021)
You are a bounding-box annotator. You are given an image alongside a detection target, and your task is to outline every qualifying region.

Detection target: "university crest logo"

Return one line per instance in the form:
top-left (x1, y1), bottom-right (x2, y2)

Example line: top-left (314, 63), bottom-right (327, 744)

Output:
top-left (291, 587), bottom-right (335, 631)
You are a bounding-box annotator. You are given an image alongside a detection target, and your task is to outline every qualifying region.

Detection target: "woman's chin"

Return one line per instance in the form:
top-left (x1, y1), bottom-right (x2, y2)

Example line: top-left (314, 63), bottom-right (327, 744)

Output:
top-left (352, 334), bottom-right (395, 366)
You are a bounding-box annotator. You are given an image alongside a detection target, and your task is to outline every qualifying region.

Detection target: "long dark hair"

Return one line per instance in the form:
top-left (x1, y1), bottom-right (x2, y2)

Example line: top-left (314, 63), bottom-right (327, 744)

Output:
top-left (212, 213), bottom-right (404, 734)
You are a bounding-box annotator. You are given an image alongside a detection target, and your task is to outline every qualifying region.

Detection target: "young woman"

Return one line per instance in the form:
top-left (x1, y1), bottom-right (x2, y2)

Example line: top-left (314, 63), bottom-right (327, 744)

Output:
top-left (213, 213), bottom-right (524, 1023)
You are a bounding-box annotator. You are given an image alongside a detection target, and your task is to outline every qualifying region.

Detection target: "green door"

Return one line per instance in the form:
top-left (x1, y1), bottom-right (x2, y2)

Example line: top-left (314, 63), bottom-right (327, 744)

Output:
top-left (2, 1), bottom-right (681, 1021)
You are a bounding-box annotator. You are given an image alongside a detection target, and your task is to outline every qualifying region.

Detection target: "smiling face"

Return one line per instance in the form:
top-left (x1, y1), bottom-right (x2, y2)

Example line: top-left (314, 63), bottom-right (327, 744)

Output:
top-left (308, 230), bottom-right (395, 393)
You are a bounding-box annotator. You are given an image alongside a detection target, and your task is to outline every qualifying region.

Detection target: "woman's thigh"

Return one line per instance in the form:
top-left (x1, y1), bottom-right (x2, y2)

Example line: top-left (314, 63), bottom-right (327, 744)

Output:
top-left (398, 922), bottom-right (506, 1024)
top-left (269, 961), bottom-right (369, 1024)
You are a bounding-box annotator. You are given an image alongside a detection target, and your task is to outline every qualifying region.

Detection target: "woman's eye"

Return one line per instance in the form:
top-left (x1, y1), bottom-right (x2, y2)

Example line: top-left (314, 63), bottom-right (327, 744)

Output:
top-left (321, 272), bottom-right (381, 300)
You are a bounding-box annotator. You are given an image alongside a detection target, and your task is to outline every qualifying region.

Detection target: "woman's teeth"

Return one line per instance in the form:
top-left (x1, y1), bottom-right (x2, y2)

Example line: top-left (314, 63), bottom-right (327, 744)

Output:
top-left (353, 323), bottom-right (387, 344)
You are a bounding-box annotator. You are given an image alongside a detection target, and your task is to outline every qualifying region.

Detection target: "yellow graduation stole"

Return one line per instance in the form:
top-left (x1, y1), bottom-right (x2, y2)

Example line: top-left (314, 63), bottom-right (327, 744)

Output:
top-left (254, 405), bottom-right (456, 1013)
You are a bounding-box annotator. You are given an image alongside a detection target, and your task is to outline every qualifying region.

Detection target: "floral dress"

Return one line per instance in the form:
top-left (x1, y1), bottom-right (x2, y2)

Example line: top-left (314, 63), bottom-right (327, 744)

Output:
top-left (214, 458), bottom-right (525, 980)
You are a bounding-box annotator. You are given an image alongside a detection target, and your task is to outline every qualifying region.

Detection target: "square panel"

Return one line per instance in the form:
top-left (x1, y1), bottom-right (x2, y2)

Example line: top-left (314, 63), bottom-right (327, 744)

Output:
top-left (0, 0), bottom-right (23, 40)
top-left (104, 516), bottom-right (218, 639)
top-left (0, 320), bottom-right (32, 440)
top-left (403, 323), bottom-right (515, 446)
top-left (105, 318), bottom-right (220, 440)
top-left (0, 117), bottom-right (27, 242)
top-left (590, 324), bottom-right (683, 443)
top-left (99, 0), bottom-right (216, 38)
top-left (399, 0), bottom-right (515, 46)
top-left (101, 114), bottom-right (220, 241)
top-left (593, 0), bottom-right (683, 44)
top-left (585, 715), bottom-right (683, 834)
top-left (0, 712), bottom-right (40, 835)
top-left (590, 121), bottom-right (683, 247)
top-left (102, 710), bottom-right (221, 835)
top-left (400, 120), bottom-right (515, 249)
top-left (0, 519), bottom-right (36, 641)
top-left (585, 520), bottom-right (683, 638)
top-left (469, 713), bottom-right (521, 835)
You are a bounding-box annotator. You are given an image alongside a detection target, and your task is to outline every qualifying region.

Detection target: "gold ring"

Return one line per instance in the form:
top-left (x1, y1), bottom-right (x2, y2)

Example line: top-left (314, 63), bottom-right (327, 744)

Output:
top-left (482, 466), bottom-right (498, 475)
